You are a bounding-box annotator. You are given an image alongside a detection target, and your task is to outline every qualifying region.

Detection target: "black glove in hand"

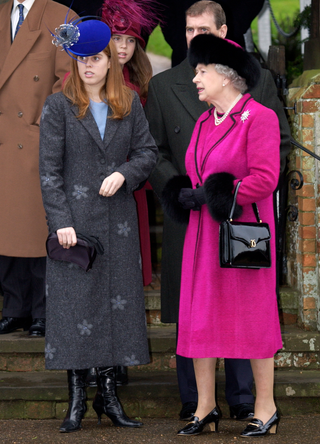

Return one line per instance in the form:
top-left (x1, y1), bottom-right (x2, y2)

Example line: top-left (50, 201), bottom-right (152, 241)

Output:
top-left (178, 186), bottom-right (206, 211)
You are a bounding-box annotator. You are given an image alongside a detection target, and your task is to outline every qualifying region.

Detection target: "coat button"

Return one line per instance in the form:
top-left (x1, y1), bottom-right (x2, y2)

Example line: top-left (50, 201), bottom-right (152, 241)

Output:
top-left (18, 144), bottom-right (23, 149)
top-left (33, 75), bottom-right (40, 82)
top-left (18, 112), bottom-right (23, 117)
top-left (174, 126), bottom-right (181, 134)
top-left (0, 111), bottom-right (2, 115)
top-left (100, 158), bottom-right (106, 164)
top-left (100, 174), bottom-right (105, 180)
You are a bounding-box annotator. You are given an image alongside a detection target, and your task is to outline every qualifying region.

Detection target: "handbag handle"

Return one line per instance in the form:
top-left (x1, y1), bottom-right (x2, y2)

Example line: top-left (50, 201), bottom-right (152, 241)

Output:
top-left (229, 181), bottom-right (262, 223)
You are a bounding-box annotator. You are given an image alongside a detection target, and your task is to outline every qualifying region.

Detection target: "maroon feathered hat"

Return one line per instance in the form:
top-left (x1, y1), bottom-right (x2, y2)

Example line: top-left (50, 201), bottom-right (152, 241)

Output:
top-left (101, 0), bottom-right (159, 49)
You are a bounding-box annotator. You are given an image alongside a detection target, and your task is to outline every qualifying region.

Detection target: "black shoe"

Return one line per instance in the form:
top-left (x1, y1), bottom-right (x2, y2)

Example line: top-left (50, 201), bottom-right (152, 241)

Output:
top-left (230, 403), bottom-right (254, 421)
top-left (0, 316), bottom-right (32, 334)
top-left (177, 407), bottom-right (220, 436)
top-left (29, 318), bottom-right (46, 337)
top-left (115, 365), bottom-right (128, 386)
top-left (179, 402), bottom-right (197, 421)
top-left (60, 369), bottom-right (88, 433)
top-left (93, 367), bottom-right (142, 427)
top-left (86, 367), bottom-right (97, 387)
top-left (240, 410), bottom-right (280, 437)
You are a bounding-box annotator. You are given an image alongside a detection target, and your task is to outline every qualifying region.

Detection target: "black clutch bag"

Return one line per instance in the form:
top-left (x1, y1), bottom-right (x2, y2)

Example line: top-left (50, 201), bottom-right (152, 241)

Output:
top-left (46, 232), bottom-right (104, 272)
top-left (219, 181), bottom-right (271, 269)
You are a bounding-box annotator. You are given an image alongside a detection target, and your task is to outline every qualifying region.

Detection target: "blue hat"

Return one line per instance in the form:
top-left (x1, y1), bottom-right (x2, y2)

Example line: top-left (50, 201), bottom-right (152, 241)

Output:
top-left (52, 18), bottom-right (111, 58)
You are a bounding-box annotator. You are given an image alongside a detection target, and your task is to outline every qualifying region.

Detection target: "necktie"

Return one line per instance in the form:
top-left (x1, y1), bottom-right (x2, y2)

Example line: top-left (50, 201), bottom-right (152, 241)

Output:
top-left (14, 4), bottom-right (24, 38)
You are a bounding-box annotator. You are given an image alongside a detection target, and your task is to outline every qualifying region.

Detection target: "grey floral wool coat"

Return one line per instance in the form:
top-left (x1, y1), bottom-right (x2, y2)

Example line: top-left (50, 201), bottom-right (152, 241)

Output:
top-left (39, 92), bottom-right (158, 370)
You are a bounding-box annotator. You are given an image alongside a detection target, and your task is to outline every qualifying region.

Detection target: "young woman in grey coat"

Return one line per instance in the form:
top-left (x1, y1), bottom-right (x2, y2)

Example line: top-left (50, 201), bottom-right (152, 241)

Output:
top-left (39, 20), bottom-right (158, 433)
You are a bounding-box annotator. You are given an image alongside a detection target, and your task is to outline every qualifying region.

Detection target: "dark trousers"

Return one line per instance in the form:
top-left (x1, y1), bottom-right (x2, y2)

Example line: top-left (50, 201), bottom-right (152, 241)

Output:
top-left (176, 325), bottom-right (254, 407)
top-left (0, 256), bottom-right (46, 318)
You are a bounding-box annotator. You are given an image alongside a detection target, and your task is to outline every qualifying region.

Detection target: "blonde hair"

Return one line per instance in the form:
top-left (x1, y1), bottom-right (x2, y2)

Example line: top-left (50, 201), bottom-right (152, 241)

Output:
top-left (63, 39), bottom-right (133, 120)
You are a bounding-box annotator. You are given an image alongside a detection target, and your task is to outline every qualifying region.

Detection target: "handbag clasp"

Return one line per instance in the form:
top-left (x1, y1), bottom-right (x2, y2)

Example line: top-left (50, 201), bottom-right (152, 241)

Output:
top-left (250, 239), bottom-right (257, 248)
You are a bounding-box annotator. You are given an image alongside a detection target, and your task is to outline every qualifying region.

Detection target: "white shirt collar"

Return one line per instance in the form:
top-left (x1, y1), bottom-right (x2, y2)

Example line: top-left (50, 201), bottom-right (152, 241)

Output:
top-left (13, 0), bottom-right (36, 15)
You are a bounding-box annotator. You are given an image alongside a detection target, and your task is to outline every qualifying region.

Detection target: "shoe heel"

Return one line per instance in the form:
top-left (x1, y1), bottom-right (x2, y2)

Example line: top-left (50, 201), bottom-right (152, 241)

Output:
top-left (208, 422), bottom-right (218, 432)
top-left (269, 423), bottom-right (278, 434)
top-left (93, 404), bottom-right (103, 424)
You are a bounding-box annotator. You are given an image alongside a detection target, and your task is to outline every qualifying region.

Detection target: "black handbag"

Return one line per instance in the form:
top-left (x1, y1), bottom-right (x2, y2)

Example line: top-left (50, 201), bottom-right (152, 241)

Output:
top-left (46, 232), bottom-right (104, 272)
top-left (219, 181), bottom-right (271, 269)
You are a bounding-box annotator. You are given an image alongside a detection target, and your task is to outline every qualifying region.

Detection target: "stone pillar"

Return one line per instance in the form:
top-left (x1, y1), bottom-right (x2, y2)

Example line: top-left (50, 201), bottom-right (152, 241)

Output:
top-left (287, 71), bottom-right (320, 331)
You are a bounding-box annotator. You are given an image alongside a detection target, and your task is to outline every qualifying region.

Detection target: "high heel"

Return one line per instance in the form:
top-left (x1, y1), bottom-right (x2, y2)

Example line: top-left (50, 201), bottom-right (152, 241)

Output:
top-left (177, 407), bottom-right (220, 436)
top-left (59, 369), bottom-right (88, 433)
top-left (93, 366), bottom-right (142, 428)
top-left (240, 410), bottom-right (280, 437)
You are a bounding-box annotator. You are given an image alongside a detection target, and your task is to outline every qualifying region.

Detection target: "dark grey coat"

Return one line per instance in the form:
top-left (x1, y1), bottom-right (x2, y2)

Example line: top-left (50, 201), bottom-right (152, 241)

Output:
top-left (40, 91), bottom-right (158, 370)
top-left (145, 58), bottom-right (291, 323)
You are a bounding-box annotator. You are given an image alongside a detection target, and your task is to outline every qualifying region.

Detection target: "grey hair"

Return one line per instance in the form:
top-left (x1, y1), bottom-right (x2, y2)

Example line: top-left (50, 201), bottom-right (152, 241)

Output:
top-left (215, 64), bottom-right (247, 93)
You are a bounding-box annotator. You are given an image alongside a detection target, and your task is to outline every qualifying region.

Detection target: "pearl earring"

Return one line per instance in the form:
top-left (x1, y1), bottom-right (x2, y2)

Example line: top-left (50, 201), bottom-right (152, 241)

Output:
top-left (222, 83), bottom-right (225, 86)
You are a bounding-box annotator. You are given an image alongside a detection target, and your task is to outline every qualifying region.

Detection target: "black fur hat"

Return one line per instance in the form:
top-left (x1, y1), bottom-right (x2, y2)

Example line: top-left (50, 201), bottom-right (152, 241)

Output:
top-left (188, 34), bottom-right (260, 91)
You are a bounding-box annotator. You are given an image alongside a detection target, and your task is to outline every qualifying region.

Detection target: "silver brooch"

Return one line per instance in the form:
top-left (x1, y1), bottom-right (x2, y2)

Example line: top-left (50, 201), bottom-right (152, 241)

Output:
top-left (241, 110), bottom-right (250, 122)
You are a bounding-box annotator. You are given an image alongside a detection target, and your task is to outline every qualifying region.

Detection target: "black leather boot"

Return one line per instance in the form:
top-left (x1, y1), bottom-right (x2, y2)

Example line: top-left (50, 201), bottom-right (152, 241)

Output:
top-left (92, 366), bottom-right (142, 427)
top-left (59, 369), bottom-right (88, 433)
top-left (115, 365), bottom-right (128, 386)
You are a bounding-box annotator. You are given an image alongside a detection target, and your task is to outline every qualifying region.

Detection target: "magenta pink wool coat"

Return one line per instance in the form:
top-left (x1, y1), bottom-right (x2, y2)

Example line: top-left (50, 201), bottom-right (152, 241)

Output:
top-left (177, 94), bottom-right (283, 360)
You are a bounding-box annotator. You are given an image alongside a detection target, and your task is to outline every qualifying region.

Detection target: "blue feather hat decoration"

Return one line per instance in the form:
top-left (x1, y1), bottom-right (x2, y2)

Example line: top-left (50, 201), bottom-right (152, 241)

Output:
top-left (51, 9), bottom-right (111, 58)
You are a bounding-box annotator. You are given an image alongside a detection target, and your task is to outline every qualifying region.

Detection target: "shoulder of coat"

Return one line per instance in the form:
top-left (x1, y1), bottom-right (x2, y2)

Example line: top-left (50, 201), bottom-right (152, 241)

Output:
top-left (150, 58), bottom-right (190, 89)
top-left (239, 95), bottom-right (278, 122)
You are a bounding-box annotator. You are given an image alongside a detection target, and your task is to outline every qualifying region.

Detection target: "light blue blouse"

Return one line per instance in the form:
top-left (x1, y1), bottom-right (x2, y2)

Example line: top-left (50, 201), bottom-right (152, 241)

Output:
top-left (89, 99), bottom-right (109, 140)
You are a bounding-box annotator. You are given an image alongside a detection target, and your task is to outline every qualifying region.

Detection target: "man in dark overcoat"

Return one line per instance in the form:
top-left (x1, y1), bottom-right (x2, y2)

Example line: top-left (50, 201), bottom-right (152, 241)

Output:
top-left (0, 0), bottom-right (75, 336)
top-left (145, 0), bottom-right (291, 421)
top-left (155, 0), bottom-right (265, 66)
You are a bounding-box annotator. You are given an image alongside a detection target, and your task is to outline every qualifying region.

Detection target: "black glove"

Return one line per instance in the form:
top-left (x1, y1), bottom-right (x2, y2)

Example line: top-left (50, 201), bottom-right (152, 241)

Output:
top-left (178, 186), bottom-right (206, 211)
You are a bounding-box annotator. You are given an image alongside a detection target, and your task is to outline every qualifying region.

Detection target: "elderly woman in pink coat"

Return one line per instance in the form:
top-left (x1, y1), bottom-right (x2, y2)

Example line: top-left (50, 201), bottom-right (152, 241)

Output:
top-left (162, 34), bottom-right (283, 438)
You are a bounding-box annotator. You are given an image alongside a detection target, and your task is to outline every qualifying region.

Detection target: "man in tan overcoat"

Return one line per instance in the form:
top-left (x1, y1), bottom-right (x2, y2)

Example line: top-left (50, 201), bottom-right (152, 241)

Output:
top-left (0, 0), bottom-right (75, 336)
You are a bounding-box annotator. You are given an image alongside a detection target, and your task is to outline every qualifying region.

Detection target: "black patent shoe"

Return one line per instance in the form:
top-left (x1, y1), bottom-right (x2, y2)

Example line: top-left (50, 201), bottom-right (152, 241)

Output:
top-left (177, 407), bottom-right (219, 436)
top-left (29, 318), bottom-right (46, 337)
top-left (0, 316), bottom-right (32, 334)
top-left (230, 403), bottom-right (254, 421)
top-left (179, 402), bottom-right (197, 421)
top-left (240, 411), bottom-right (280, 437)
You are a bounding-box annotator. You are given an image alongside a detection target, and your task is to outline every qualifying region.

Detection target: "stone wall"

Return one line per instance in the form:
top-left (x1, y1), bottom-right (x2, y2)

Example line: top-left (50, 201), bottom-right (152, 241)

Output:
top-left (287, 70), bottom-right (320, 331)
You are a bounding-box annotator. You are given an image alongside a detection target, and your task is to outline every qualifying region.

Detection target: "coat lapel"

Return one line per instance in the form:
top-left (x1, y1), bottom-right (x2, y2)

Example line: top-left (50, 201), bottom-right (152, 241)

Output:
top-left (0, 0), bottom-right (45, 90)
top-left (171, 59), bottom-right (208, 123)
top-left (103, 107), bottom-right (119, 150)
top-left (69, 103), bottom-right (105, 152)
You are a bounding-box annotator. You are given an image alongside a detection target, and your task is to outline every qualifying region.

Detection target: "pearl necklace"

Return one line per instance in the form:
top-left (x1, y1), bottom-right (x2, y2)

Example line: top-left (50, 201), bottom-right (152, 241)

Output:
top-left (213, 93), bottom-right (243, 126)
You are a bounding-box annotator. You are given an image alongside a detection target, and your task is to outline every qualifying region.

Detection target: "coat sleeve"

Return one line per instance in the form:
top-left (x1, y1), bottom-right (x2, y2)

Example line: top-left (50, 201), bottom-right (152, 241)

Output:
top-left (252, 68), bottom-right (291, 173)
top-left (235, 106), bottom-right (280, 206)
top-left (39, 94), bottom-right (75, 233)
top-left (115, 93), bottom-right (158, 194)
top-left (144, 79), bottom-right (181, 199)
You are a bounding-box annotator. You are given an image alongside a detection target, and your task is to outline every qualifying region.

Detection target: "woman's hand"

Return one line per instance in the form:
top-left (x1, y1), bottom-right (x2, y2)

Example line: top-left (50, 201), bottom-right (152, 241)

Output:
top-left (56, 227), bottom-right (77, 249)
top-left (99, 172), bottom-right (125, 197)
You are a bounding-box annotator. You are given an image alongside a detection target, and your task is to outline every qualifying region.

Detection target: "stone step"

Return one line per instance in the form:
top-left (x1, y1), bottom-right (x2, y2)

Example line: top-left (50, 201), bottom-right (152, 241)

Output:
top-left (0, 285), bottom-right (299, 326)
top-left (0, 324), bottom-right (319, 372)
top-left (0, 369), bottom-right (319, 419)
top-left (0, 325), bottom-right (176, 372)
top-left (0, 288), bottom-right (162, 326)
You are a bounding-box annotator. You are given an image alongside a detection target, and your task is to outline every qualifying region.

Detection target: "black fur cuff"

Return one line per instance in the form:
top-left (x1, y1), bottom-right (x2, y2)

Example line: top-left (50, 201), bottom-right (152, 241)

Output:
top-left (203, 172), bottom-right (243, 222)
top-left (161, 175), bottom-right (192, 224)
